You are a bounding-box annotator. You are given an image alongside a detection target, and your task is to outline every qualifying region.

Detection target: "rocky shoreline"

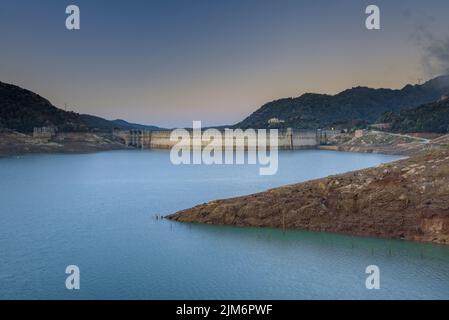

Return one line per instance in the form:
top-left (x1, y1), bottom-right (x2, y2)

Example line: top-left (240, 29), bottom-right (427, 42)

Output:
top-left (3, 128), bottom-right (449, 244)
top-left (318, 130), bottom-right (432, 156)
top-left (168, 134), bottom-right (449, 245)
top-left (0, 130), bottom-right (128, 158)
top-left (0, 129), bottom-right (432, 157)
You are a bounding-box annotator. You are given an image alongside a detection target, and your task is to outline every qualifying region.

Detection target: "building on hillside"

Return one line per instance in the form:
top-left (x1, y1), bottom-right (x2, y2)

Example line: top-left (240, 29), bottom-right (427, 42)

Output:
top-left (33, 126), bottom-right (57, 142)
top-left (268, 118), bottom-right (285, 126)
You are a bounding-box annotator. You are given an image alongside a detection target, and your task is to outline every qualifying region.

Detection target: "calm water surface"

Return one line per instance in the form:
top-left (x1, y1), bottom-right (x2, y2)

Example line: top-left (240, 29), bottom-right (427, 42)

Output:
top-left (0, 150), bottom-right (448, 299)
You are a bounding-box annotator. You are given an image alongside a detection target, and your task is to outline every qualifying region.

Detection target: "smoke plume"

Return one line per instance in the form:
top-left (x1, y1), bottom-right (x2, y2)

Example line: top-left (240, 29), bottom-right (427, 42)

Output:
top-left (412, 22), bottom-right (449, 77)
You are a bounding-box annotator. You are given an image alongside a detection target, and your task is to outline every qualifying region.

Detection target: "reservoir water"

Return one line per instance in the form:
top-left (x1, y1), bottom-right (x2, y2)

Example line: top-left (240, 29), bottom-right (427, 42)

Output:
top-left (0, 150), bottom-right (448, 299)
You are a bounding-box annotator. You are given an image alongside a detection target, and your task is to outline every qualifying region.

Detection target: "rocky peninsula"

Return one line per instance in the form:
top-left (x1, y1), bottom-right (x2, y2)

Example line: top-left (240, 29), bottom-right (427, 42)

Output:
top-left (168, 134), bottom-right (449, 244)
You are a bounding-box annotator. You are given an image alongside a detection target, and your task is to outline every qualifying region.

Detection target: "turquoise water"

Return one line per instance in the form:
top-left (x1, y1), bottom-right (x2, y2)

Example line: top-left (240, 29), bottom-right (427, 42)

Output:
top-left (0, 150), bottom-right (448, 299)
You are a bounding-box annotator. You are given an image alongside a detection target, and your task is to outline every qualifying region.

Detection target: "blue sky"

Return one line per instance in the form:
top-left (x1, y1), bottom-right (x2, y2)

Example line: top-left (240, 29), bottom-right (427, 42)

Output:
top-left (1, 0), bottom-right (449, 127)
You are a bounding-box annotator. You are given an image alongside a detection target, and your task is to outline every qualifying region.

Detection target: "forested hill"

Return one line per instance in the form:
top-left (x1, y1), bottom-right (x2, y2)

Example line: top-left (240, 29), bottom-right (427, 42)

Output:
top-left (0, 81), bottom-right (162, 133)
top-left (0, 81), bottom-right (86, 132)
top-left (379, 98), bottom-right (449, 134)
top-left (235, 75), bottom-right (449, 129)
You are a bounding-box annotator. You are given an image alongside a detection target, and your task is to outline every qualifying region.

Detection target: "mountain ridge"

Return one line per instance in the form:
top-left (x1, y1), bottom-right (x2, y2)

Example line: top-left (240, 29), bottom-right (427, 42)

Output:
top-left (235, 75), bottom-right (449, 129)
top-left (0, 81), bottom-right (162, 133)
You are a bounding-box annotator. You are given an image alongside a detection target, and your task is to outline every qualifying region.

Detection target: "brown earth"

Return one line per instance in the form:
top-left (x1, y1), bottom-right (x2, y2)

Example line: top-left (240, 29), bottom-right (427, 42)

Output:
top-left (168, 135), bottom-right (449, 244)
top-left (3, 127), bottom-right (449, 244)
top-left (0, 130), bottom-right (127, 157)
top-left (319, 131), bottom-right (431, 155)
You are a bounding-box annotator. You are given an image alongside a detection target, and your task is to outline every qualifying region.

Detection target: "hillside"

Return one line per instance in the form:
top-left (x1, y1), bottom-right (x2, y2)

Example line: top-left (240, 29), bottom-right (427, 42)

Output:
top-left (0, 81), bottom-right (161, 133)
top-left (0, 82), bottom-right (88, 133)
top-left (80, 115), bottom-right (163, 131)
top-left (379, 98), bottom-right (449, 134)
top-left (235, 75), bottom-right (449, 129)
top-left (109, 119), bottom-right (162, 131)
top-left (320, 130), bottom-right (430, 155)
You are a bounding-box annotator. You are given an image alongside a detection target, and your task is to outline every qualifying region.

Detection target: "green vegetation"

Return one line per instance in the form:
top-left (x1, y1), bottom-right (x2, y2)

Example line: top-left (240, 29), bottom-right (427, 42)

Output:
top-left (0, 81), bottom-right (162, 133)
top-left (235, 75), bottom-right (449, 129)
top-left (379, 99), bottom-right (449, 133)
top-left (0, 82), bottom-right (88, 133)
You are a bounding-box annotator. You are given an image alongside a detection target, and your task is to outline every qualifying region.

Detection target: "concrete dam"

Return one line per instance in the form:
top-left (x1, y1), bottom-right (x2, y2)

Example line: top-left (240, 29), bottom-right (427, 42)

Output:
top-left (113, 129), bottom-right (338, 150)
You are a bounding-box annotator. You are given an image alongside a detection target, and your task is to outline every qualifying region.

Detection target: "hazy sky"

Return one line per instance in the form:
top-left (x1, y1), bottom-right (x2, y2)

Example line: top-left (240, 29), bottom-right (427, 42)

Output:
top-left (1, 0), bottom-right (449, 127)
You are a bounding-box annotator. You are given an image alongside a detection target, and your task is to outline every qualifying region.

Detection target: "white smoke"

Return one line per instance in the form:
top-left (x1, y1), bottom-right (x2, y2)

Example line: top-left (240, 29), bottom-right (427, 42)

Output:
top-left (411, 22), bottom-right (449, 77)
top-left (422, 36), bottom-right (449, 76)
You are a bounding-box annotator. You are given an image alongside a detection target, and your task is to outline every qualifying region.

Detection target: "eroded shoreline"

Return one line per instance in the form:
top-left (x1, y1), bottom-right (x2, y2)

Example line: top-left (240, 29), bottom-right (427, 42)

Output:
top-left (168, 134), bottom-right (449, 244)
top-left (0, 130), bottom-right (128, 158)
top-left (2, 129), bottom-right (449, 244)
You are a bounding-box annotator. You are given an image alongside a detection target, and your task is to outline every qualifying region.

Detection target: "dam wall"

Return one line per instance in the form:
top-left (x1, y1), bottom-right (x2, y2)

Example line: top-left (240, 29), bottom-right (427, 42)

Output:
top-left (113, 129), bottom-right (338, 150)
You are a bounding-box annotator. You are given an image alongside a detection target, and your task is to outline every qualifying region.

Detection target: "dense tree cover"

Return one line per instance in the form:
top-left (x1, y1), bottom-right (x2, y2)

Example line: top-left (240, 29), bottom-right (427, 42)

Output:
top-left (379, 99), bottom-right (449, 133)
top-left (0, 81), bottom-right (161, 133)
top-left (0, 82), bottom-right (89, 133)
top-left (235, 75), bottom-right (449, 129)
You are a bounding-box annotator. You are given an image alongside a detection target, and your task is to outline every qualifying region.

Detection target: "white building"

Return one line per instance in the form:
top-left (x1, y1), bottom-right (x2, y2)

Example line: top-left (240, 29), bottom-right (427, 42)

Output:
top-left (268, 118), bottom-right (285, 125)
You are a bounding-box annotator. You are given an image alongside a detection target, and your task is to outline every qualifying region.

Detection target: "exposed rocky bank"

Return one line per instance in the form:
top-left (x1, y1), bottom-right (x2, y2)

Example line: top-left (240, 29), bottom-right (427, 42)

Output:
top-left (0, 130), bottom-right (127, 157)
top-left (319, 130), bottom-right (431, 156)
top-left (168, 136), bottom-right (449, 244)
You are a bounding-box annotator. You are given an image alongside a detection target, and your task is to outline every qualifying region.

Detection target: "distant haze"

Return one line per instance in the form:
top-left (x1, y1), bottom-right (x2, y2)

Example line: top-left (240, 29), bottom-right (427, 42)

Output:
top-left (1, 0), bottom-right (449, 127)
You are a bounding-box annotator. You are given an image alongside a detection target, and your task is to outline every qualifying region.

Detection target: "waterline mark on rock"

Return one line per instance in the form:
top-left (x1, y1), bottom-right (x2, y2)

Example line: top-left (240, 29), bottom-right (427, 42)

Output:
top-left (170, 121), bottom-right (279, 175)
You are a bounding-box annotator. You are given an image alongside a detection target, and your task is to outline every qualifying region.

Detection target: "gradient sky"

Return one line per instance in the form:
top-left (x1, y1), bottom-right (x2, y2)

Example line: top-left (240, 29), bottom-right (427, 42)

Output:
top-left (1, 0), bottom-right (449, 127)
